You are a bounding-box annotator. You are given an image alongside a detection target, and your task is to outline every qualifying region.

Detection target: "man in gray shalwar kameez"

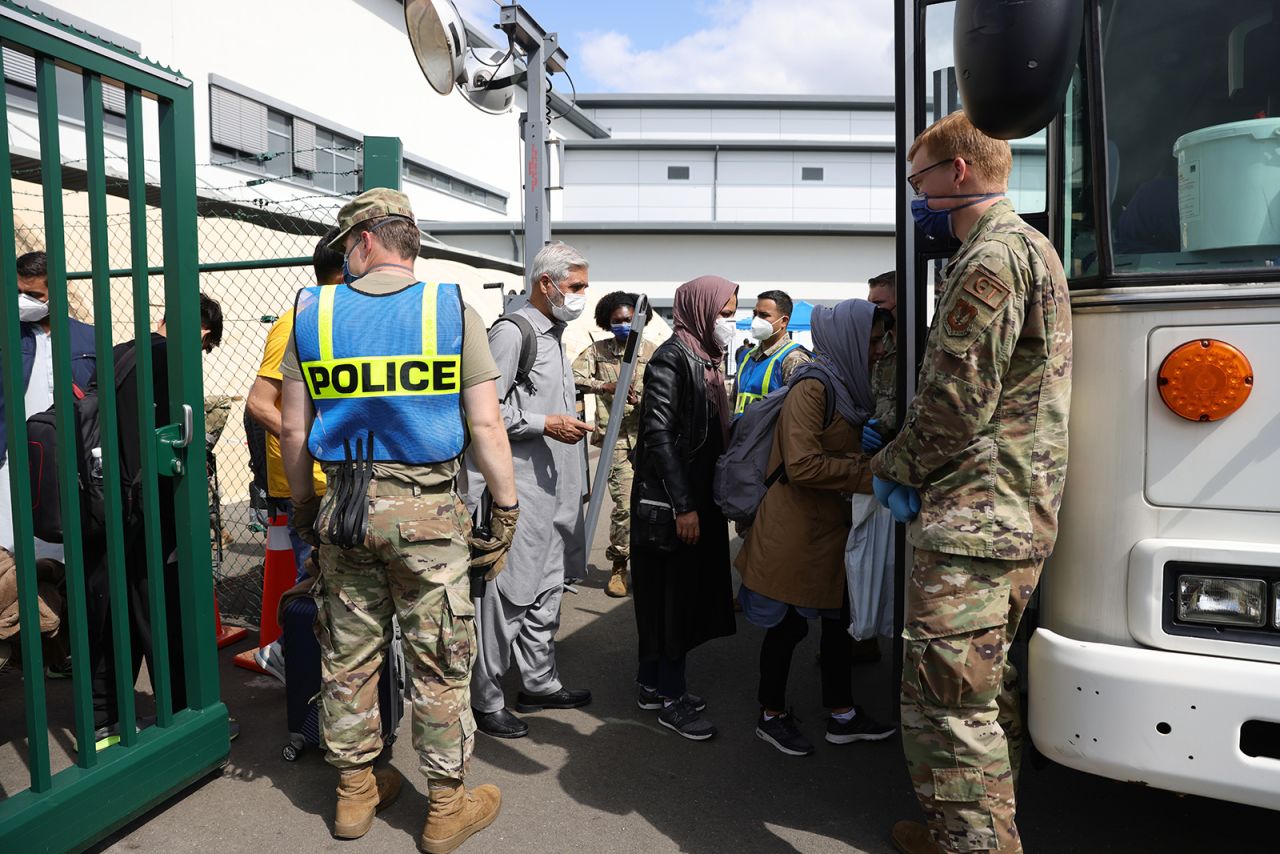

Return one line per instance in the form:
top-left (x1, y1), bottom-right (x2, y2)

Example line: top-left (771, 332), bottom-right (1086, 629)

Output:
top-left (464, 242), bottom-right (595, 739)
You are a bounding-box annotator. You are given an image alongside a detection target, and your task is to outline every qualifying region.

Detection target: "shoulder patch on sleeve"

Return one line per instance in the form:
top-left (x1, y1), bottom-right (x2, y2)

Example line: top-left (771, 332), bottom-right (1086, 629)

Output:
top-left (935, 264), bottom-right (1014, 358)
top-left (962, 266), bottom-right (1011, 310)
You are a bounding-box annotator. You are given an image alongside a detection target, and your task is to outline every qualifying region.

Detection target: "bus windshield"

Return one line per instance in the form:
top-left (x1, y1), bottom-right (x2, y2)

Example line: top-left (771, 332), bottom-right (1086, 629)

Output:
top-left (1102, 0), bottom-right (1280, 277)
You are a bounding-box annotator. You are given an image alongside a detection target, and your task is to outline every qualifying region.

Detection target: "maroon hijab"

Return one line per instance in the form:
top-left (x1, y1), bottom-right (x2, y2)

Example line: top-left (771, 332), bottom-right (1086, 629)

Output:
top-left (672, 275), bottom-right (738, 440)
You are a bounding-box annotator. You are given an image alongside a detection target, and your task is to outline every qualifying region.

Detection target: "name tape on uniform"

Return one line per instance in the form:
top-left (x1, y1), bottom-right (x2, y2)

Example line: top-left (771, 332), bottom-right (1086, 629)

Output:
top-left (305, 355), bottom-right (462, 399)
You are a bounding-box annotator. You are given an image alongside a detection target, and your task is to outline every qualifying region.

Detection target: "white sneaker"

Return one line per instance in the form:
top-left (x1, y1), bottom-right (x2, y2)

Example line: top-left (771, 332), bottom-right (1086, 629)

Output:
top-left (254, 639), bottom-right (286, 684)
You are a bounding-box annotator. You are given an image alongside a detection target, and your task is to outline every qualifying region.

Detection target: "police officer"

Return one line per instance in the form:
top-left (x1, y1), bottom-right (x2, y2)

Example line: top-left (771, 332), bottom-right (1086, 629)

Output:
top-left (571, 291), bottom-right (656, 597)
top-left (870, 112), bottom-right (1072, 854)
top-left (732, 289), bottom-right (810, 418)
top-left (280, 188), bottom-right (519, 853)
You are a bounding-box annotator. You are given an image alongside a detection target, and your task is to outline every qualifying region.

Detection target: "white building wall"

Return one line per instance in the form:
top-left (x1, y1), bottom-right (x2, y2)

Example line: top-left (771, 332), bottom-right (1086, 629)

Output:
top-left (583, 106), bottom-right (896, 144)
top-left (11, 0), bottom-right (590, 225)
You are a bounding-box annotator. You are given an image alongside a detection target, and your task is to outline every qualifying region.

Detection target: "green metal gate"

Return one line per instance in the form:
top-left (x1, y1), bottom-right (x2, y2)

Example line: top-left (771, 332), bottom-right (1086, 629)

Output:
top-left (0, 4), bottom-right (227, 850)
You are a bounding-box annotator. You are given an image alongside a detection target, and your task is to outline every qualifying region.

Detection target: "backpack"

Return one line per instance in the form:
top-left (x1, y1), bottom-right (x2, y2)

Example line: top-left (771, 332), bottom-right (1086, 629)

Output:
top-left (490, 313), bottom-right (538, 401)
top-left (28, 344), bottom-right (140, 545)
top-left (712, 376), bottom-right (835, 525)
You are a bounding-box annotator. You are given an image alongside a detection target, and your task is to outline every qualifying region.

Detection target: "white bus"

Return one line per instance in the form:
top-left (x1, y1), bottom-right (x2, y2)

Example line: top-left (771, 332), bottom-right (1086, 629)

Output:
top-left (898, 0), bottom-right (1280, 811)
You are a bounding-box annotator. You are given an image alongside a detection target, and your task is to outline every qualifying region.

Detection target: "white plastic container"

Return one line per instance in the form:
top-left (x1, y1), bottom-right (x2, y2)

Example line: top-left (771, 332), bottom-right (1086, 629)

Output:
top-left (1173, 118), bottom-right (1280, 252)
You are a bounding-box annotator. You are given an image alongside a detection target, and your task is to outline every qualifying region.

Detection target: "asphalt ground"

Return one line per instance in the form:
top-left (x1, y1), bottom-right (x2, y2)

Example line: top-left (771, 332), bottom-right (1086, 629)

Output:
top-left (3, 504), bottom-right (1276, 853)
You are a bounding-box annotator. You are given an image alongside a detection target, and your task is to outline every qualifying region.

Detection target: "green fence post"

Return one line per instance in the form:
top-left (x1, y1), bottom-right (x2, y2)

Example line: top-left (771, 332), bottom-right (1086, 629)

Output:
top-left (125, 86), bottom-right (173, 726)
top-left (84, 71), bottom-right (137, 746)
top-left (36, 51), bottom-right (97, 770)
top-left (158, 83), bottom-right (223, 718)
top-left (362, 135), bottom-right (403, 190)
top-left (0, 38), bottom-right (52, 795)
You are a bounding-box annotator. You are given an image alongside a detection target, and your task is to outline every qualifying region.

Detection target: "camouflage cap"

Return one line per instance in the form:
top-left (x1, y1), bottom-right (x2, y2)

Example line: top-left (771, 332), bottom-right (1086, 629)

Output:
top-left (327, 188), bottom-right (415, 250)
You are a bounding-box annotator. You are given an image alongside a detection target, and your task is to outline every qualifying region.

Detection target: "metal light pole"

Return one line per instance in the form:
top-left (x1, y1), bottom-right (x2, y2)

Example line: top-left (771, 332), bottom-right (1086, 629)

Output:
top-left (499, 4), bottom-right (568, 292)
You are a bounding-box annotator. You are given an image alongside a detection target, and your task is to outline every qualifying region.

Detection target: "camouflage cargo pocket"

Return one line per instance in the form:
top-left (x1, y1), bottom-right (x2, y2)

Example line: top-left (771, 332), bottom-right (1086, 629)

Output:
top-left (437, 583), bottom-right (477, 681)
top-left (904, 584), bottom-right (1010, 708)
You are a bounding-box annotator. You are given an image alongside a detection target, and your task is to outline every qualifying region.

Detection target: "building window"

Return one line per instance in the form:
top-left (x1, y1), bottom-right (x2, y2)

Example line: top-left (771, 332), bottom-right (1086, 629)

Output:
top-left (2, 46), bottom-right (126, 136)
top-left (801, 166), bottom-right (825, 181)
top-left (667, 165), bottom-right (690, 180)
top-left (403, 158), bottom-right (505, 213)
top-left (209, 84), bottom-right (360, 195)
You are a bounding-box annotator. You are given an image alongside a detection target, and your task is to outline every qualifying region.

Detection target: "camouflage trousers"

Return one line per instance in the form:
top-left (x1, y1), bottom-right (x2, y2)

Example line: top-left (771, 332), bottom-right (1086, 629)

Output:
top-left (606, 447), bottom-right (634, 563)
top-left (900, 549), bottom-right (1043, 853)
top-left (313, 481), bottom-right (476, 782)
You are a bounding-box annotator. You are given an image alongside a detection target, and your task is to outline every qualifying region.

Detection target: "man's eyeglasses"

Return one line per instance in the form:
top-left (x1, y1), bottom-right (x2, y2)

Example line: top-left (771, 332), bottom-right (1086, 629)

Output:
top-left (907, 157), bottom-right (956, 194)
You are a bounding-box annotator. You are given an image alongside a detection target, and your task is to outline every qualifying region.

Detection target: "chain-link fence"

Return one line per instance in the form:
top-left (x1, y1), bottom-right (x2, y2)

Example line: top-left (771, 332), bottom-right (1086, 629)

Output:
top-left (12, 172), bottom-right (344, 629)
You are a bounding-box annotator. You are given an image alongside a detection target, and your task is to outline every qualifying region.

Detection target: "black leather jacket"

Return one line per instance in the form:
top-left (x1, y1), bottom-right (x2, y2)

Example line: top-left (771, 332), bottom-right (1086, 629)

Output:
top-left (632, 337), bottom-right (716, 514)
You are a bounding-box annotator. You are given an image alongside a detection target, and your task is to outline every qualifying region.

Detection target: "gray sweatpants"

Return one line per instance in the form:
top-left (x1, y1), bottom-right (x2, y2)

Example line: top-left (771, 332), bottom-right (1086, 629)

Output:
top-left (470, 582), bottom-right (564, 713)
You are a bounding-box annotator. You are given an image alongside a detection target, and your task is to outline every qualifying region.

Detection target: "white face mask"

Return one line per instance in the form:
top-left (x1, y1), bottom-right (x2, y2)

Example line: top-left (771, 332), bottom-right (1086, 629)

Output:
top-left (549, 280), bottom-right (586, 322)
top-left (18, 293), bottom-right (49, 323)
top-left (712, 317), bottom-right (735, 353)
top-left (749, 316), bottom-right (778, 342)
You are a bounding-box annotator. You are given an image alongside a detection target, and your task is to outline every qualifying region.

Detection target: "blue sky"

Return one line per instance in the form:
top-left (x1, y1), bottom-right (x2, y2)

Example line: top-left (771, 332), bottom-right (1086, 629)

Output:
top-left (453, 0), bottom-right (895, 96)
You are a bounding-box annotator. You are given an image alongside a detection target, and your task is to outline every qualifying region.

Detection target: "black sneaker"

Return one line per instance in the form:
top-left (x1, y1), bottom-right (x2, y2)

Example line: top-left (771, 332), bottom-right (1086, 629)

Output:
top-left (825, 707), bottom-right (896, 744)
top-left (636, 683), bottom-right (706, 712)
top-left (755, 711), bottom-right (814, 756)
top-left (657, 698), bottom-right (716, 741)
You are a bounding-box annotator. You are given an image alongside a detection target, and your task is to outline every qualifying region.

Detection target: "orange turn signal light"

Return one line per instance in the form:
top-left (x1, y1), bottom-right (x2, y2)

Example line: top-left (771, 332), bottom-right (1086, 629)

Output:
top-left (1157, 339), bottom-right (1254, 422)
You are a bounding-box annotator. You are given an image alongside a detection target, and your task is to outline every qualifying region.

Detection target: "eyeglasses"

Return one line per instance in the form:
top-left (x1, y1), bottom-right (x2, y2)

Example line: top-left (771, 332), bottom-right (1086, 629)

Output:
top-left (907, 157), bottom-right (955, 194)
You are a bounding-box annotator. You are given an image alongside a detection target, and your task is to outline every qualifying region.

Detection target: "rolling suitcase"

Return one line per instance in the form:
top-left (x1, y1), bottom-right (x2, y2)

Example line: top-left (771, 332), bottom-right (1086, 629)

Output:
top-left (281, 595), bottom-right (406, 761)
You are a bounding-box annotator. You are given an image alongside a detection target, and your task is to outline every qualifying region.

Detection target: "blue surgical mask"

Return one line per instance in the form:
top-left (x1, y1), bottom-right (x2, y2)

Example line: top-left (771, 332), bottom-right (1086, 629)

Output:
top-left (910, 193), bottom-right (1004, 241)
top-left (341, 217), bottom-right (410, 284)
top-left (610, 322), bottom-right (632, 340)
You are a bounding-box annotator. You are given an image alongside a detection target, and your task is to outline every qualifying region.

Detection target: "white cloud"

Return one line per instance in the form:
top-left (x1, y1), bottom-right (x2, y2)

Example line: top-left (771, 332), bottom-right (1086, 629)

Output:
top-left (577, 0), bottom-right (895, 95)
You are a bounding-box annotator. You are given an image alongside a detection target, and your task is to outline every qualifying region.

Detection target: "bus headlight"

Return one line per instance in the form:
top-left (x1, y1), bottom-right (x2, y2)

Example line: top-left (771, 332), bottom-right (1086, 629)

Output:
top-left (1176, 575), bottom-right (1266, 627)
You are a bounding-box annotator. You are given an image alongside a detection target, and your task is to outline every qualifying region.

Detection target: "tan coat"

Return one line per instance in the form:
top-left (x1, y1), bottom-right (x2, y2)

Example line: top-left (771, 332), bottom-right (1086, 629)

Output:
top-left (735, 378), bottom-right (871, 610)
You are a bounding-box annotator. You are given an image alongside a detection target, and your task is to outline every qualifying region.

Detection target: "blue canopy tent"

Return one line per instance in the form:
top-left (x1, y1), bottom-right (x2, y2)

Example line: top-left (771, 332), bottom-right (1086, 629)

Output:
top-left (736, 300), bottom-right (814, 331)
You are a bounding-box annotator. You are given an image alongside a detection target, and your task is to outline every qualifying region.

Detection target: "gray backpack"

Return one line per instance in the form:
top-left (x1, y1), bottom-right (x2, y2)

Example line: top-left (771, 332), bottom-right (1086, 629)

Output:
top-left (713, 376), bottom-right (834, 525)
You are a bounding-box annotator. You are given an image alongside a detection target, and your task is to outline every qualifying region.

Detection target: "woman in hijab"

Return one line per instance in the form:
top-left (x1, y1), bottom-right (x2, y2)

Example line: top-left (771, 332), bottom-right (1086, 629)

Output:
top-left (630, 275), bottom-right (739, 740)
top-left (736, 298), bottom-right (897, 756)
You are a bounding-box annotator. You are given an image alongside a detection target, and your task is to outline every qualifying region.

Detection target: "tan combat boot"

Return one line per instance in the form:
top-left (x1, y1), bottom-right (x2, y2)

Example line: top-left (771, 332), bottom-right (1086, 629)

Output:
top-left (333, 765), bottom-right (403, 839)
top-left (890, 820), bottom-right (945, 854)
top-left (419, 780), bottom-right (502, 854)
top-left (606, 560), bottom-right (629, 598)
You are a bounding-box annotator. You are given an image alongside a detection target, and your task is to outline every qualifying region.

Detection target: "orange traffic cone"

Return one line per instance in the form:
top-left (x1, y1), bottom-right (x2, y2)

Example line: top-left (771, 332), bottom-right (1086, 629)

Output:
top-left (214, 593), bottom-right (248, 648)
top-left (233, 514), bottom-right (296, 675)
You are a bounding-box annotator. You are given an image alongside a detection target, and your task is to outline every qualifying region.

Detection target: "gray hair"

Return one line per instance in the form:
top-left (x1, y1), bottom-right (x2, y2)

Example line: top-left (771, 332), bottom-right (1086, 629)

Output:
top-left (530, 241), bottom-right (588, 286)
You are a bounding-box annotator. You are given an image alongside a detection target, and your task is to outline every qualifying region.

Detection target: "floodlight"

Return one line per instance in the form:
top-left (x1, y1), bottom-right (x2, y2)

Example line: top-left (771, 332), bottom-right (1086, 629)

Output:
top-left (462, 49), bottom-right (517, 114)
top-left (404, 0), bottom-right (467, 95)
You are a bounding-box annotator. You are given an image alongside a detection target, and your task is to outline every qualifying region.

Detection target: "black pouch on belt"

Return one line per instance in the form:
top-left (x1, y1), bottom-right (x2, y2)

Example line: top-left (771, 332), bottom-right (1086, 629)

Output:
top-left (331, 432), bottom-right (376, 549)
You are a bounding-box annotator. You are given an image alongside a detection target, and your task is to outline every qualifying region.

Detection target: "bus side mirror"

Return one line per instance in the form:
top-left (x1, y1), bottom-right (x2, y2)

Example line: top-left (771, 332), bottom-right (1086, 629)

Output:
top-left (953, 0), bottom-right (1084, 139)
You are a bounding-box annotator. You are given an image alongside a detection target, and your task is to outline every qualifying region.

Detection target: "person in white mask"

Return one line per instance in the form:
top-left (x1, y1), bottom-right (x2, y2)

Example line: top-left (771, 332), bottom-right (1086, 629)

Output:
top-left (463, 241), bottom-right (595, 740)
top-left (0, 252), bottom-right (97, 570)
top-left (731, 290), bottom-right (811, 419)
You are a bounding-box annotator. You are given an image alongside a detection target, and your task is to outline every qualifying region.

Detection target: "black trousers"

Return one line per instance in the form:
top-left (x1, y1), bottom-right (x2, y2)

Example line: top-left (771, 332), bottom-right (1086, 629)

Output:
top-left (758, 604), bottom-right (853, 712)
top-left (637, 655), bottom-right (687, 700)
top-left (87, 528), bottom-right (187, 729)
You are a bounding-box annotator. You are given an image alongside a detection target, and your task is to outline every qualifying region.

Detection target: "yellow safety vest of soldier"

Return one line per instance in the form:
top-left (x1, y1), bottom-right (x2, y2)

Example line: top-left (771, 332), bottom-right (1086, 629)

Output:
top-left (278, 187), bottom-right (522, 854)
top-left (870, 112), bottom-right (1072, 854)
top-left (571, 291), bottom-right (656, 598)
top-left (732, 290), bottom-right (811, 417)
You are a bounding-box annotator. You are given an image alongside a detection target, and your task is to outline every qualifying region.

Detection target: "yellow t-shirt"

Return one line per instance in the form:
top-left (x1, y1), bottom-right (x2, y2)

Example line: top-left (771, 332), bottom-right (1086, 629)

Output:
top-left (259, 308), bottom-right (327, 498)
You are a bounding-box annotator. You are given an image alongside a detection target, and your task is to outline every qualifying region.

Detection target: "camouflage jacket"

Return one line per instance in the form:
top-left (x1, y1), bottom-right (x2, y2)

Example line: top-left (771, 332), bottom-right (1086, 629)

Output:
top-left (572, 336), bottom-right (656, 449)
top-left (871, 199), bottom-right (1072, 560)
top-left (871, 328), bottom-right (897, 433)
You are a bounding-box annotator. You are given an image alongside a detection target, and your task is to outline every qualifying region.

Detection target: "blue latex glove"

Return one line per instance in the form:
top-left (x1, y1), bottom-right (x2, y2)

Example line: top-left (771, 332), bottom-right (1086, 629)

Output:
top-left (886, 484), bottom-right (921, 524)
top-left (861, 419), bottom-right (884, 455)
top-left (872, 475), bottom-right (896, 507)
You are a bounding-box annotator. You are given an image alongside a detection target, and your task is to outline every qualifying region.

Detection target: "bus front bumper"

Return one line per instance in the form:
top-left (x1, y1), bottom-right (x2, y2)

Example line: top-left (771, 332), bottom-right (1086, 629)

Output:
top-left (1028, 628), bottom-right (1280, 811)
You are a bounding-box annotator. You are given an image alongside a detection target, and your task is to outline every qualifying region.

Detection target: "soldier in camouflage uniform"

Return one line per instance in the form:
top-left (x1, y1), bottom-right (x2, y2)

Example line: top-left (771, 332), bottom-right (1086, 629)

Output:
top-left (867, 271), bottom-right (899, 434)
top-left (572, 292), bottom-right (655, 597)
top-left (280, 189), bottom-right (520, 853)
top-left (870, 112), bottom-right (1072, 854)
